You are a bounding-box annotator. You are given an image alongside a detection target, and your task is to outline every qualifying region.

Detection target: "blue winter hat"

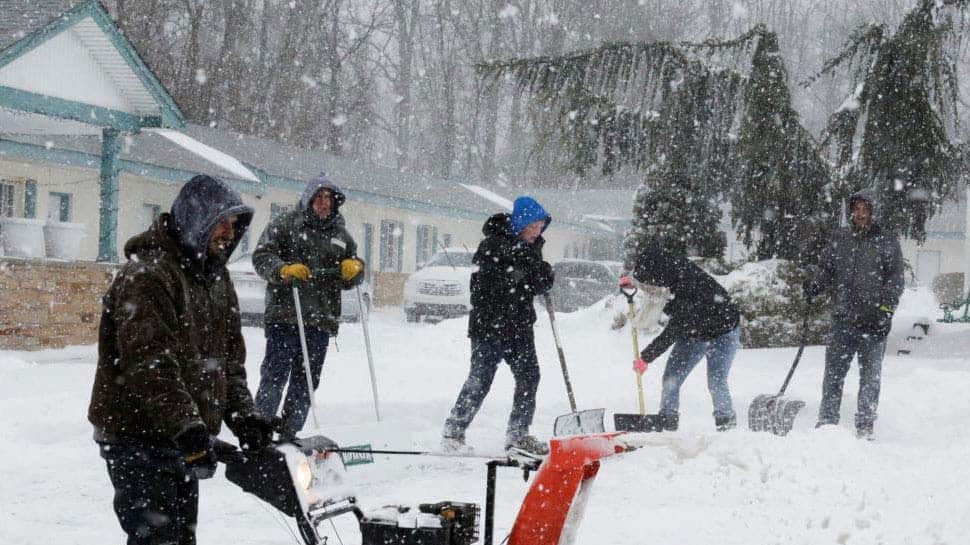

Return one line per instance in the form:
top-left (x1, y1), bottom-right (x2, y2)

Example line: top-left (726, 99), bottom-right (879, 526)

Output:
top-left (510, 196), bottom-right (551, 235)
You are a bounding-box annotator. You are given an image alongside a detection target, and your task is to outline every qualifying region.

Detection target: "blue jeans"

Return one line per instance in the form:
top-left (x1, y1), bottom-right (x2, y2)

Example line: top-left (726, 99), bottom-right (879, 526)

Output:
top-left (99, 442), bottom-right (198, 545)
top-left (818, 322), bottom-right (887, 429)
top-left (659, 326), bottom-right (740, 420)
top-left (443, 337), bottom-right (541, 442)
top-left (255, 323), bottom-right (330, 433)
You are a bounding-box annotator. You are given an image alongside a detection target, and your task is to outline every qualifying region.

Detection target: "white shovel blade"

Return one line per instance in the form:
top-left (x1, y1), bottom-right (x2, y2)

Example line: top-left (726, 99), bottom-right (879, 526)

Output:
top-left (554, 408), bottom-right (606, 437)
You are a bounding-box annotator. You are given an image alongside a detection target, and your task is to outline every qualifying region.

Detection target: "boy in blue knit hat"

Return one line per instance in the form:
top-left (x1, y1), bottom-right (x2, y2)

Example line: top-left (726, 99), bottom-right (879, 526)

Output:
top-left (442, 196), bottom-right (555, 455)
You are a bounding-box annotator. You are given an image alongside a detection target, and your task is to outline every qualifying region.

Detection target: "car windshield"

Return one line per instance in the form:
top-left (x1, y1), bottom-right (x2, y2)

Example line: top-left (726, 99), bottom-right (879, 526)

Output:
top-left (426, 251), bottom-right (475, 268)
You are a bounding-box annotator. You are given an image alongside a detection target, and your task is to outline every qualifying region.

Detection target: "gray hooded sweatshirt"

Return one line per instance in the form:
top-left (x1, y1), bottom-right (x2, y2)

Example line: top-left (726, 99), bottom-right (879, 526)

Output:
top-left (252, 174), bottom-right (361, 334)
top-left (806, 189), bottom-right (904, 336)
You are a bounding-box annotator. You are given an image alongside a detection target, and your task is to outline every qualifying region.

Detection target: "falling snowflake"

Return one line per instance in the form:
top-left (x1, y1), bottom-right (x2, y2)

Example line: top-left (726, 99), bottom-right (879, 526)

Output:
top-left (498, 3), bottom-right (519, 19)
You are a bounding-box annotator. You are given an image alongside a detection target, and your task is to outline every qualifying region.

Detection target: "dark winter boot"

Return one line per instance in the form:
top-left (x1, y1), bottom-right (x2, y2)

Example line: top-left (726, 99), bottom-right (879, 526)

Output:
top-left (505, 435), bottom-right (549, 456)
top-left (441, 436), bottom-right (473, 455)
top-left (659, 413), bottom-right (679, 432)
top-left (856, 423), bottom-right (874, 441)
top-left (715, 415), bottom-right (737, 432)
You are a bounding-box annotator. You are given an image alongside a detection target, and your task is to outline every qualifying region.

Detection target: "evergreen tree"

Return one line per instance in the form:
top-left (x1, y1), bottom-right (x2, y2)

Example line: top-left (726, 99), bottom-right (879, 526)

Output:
top-left (478, 26), bottom-right (833, 263)
top-left (811, 0), bottom-right (968, 240)
top-left (731, 31), bottom-right (836, 262)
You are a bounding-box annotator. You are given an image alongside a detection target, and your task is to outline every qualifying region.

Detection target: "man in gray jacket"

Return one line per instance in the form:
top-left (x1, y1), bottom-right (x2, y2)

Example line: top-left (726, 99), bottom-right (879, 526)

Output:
top-left (804, 190), bottom-right (904, 438)
top-left (252, 173), bottom-right (364, 433)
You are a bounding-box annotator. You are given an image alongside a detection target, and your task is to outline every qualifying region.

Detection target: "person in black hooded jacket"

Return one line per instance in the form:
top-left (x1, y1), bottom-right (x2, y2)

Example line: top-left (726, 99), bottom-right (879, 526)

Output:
top-left (624, 239), bottom-right (741, 431)
top-left (442, 197), bottom-right (555, 455)
top-left (89, 175), bottom-right (274, 545)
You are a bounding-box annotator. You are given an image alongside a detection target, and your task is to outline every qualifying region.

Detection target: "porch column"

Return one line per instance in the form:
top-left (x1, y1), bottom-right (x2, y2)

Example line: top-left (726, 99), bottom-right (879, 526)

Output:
top-left (98, 127), bottom-right (121, 262)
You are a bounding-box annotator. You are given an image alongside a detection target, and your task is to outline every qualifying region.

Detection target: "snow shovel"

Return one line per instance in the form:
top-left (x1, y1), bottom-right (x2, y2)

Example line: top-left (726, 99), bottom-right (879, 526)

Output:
top-left (293, 286), bottom-right (321, 431)
top-left (355, 284), bottom-right (382, 421)
top-left (545, 294), bottom-right (606, 436)
top-left (613, 284), bottom-right (663, 433)
top-left (748, 313), bottom-right (810, 436)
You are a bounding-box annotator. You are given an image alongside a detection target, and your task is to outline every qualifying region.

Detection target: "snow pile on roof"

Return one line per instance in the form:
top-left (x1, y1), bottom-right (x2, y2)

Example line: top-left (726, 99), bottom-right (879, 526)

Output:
top-left (148, 128), bottom-right (259, 182)
top-left (458, 183), bottom-right (513, 210)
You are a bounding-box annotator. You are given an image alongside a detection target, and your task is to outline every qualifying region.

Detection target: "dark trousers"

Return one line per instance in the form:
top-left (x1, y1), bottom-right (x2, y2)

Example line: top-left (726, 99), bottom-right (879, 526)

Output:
top-left (100, 442), bottom-right (198, 545)
top-left (255, 323), bottom-right (330, 433)
top-left (818, 322), bottom-right (887, 430)
top-left (443, 336), bottom-right (541, 443)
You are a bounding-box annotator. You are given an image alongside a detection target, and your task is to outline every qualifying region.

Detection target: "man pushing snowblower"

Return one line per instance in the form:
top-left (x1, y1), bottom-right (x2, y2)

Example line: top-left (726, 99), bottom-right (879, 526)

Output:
top-left (620, 239), bottom-right (742, 432)
top-left (88, 175), bottom-right (276, 545)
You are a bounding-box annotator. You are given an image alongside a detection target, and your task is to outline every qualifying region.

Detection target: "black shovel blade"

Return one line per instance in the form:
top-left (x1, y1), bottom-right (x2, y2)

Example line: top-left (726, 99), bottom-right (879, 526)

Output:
top-left (613, 413), bottom-right (663, 433)
top-left (554, 408), bottom-right (606, 436)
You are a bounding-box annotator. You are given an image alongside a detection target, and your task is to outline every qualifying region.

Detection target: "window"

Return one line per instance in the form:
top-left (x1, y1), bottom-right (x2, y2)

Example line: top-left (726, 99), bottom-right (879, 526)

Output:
top-left (48, 192), bottom-right (71, 222)
top-left (141, 203), bottom-right (161, 228)
top-left (0, 183), bottom-right (13, 217)
top-left (24, 180), bottom-right (36, 218)
top-left (379, 219), bottom-right (404, 272)
top-left (415, 224), bottom-right (438, 268)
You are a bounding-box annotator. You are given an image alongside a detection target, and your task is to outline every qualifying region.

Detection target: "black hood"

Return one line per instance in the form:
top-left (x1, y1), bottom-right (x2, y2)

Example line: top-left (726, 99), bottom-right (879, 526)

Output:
top-left (169, 174), bottom-right (253, 269)
top-left (632, 239), bottom-right (686, 288)
top-left (482, 213), bottom-right (513, 237)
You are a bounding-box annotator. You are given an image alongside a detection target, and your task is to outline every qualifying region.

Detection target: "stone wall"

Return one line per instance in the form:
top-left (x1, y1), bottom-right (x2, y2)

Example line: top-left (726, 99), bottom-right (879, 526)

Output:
top-left (0, 258), bottom-right (115, 350)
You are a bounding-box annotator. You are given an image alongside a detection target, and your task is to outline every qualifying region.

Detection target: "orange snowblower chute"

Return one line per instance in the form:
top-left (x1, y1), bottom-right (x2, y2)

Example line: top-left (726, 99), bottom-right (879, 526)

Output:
top-left (508, 433), bottom-right (629, 545)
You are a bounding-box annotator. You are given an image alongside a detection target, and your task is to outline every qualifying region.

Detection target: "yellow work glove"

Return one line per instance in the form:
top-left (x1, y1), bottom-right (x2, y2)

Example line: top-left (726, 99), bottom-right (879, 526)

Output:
top-left (340, 258), bottom-right (364, 282)
top-left (280, 263), bottom-right (311, 282)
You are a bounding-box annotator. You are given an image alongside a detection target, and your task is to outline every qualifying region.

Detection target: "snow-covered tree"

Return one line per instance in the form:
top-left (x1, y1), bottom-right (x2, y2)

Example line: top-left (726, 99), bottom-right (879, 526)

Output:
top-left (812, 0), bottom-right (968, 241)
top-left (478, 25), bottom-right (832, 261)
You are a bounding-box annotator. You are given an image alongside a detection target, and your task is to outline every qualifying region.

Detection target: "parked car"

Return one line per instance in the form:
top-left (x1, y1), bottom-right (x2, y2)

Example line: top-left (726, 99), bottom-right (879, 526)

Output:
top-left (402, 247), bottom-right (476, 322)
top-left (548, 259), bottom-right (623, 312)
top-left (228, 253), bottom-right (372, 327)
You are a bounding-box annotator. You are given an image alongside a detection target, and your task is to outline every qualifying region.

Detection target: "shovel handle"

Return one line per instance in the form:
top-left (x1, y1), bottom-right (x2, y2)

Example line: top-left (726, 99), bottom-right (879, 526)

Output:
top-left (777, 313), bottom-right (813, 396)
top-left (623, 288), bottom-right (646, 414)
top-left (543, 294), bottom-right (578, 412)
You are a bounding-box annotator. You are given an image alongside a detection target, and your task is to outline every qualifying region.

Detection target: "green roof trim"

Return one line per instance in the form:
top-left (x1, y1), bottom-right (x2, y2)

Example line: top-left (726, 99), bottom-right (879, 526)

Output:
top-left (0, 136), bottom-right (608, 236)
top-left (0, 85), bottom-right (161, 131)
top-left (0, 137), bottom-right (263, 195)
top-left (0, 1), bottom-right (185, 129)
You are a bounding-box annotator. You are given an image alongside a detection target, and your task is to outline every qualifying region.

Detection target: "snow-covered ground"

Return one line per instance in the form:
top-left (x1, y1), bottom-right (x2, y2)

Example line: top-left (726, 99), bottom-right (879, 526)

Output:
top-left (2, 287), bottom-right (968, 544)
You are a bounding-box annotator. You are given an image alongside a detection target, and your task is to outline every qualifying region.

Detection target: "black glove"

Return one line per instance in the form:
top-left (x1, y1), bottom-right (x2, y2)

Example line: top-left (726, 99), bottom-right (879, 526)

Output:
top-left (174, 424), bottom-right (217, 480)
top-left (231, 414), bottom-right (275, 451)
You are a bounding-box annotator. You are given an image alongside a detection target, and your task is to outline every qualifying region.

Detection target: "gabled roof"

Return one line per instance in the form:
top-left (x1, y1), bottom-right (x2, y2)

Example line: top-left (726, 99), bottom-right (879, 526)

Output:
top-left (0, 0), bottom-right (184, 130)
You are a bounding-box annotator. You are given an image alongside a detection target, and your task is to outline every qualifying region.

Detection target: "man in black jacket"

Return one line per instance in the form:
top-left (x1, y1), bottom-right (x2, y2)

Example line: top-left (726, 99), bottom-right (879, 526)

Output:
top-left (90, 175), bottom-right (274, 545)
top-left (804, 190), bottom-right (904, 438)
top-left (442, 196), bottom-right (555, 455)
top-left (624, 240), bottom-right (741, 431)
top-left (252, 173), bottom-right (364, 433)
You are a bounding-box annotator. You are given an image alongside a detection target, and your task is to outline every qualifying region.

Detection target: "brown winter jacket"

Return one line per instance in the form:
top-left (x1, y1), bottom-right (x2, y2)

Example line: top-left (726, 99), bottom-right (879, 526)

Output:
top-left (88, 214), bottom-right (256, 446)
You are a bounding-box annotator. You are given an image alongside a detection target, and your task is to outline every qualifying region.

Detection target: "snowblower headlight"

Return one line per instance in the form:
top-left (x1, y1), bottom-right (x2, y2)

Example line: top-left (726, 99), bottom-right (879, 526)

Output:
top-left (296, 458), bottom-right (313, 491)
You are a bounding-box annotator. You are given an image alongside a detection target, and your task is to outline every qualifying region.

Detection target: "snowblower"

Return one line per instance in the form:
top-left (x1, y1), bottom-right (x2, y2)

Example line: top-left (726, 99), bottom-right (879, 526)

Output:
top-left (747, 313), bottom-right (811, 436)
top-left (214, 426), bottom-right (482, 545)
top-left (216, 423), bottom-right (633, 545)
